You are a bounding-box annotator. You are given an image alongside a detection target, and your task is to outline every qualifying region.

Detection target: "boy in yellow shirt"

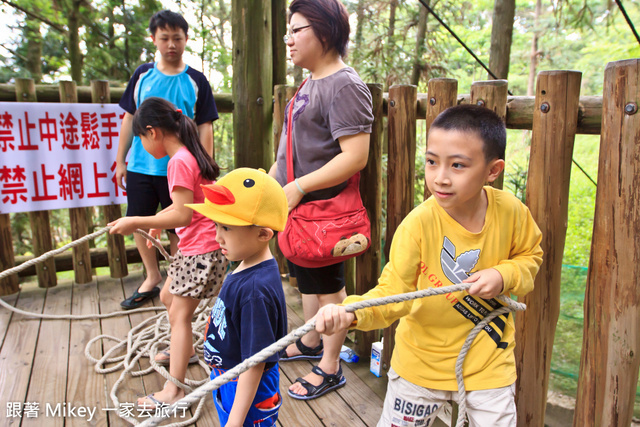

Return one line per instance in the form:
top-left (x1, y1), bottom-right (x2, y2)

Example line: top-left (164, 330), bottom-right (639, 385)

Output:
top-left (315, 104), bottom-right (543, 427)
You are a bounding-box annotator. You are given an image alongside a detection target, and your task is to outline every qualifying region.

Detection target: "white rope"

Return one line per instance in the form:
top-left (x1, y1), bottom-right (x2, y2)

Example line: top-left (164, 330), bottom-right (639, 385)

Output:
top-left (0, 227), bottom-right (526, 426)
top-left (142, 283), bottom-right (526, 426)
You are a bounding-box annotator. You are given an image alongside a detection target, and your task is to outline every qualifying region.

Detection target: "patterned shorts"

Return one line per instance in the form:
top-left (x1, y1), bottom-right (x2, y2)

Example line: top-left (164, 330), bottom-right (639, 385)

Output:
top-left (168, 249), bottom-right (229, 299)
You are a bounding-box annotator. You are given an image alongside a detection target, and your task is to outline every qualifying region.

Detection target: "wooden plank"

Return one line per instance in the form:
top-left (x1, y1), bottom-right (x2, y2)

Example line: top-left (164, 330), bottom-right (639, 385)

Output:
top-left (0, 283), bottom-right (46, 419)
top-left (277, 366), bottom-right (324, 426)
top-left (574, 59), bottom-right (640, 427)
top-left (280, 361), bottom-right (367, 427)
top-left (22, 282), bottom-right (72, 427)
top-left (283, 301), bottom-right (383, 426)
top-left (514, 70), bottom-right (582, 427)
top-left (97, 274), bottom-right (147, 426)
top-left (66, 278), bottom-right (108, 427)
top-left (0, 213), bottom-right (19, 295)
top-left (0, 292), bottom-right (18, 347)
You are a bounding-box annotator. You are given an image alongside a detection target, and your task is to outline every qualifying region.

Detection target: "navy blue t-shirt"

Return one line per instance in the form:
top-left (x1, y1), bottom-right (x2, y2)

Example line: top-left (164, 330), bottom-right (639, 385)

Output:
top-left (204, 258), bottom-right (287, 370)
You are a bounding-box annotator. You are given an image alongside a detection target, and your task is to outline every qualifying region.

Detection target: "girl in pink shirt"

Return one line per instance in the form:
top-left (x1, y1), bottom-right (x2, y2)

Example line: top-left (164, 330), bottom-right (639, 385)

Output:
top-left (109, 97), bottom-right (228, 408)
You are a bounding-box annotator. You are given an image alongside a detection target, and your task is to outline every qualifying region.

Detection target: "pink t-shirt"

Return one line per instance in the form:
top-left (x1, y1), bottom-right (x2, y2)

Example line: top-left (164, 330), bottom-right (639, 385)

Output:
top-left (167, 147), bottom-right (220, 256)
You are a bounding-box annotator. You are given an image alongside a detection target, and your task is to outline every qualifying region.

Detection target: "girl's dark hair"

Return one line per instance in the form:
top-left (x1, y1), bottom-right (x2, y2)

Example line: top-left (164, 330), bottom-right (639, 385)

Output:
top-left (289, 0), bottom-right (350, 58)
top-left (132, 97), bottom-right (219, 181)
top-left (149, 10), bottom-right (189, 37)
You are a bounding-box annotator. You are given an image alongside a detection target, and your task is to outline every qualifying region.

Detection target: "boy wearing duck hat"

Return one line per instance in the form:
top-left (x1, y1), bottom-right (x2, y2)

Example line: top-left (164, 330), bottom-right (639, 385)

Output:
top-left (187, 168), bottom-right (288, 427)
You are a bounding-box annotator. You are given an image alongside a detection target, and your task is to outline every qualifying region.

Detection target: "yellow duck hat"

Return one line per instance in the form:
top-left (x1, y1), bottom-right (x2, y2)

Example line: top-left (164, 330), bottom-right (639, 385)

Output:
top-left (186, 168), bottom-right (288, 232)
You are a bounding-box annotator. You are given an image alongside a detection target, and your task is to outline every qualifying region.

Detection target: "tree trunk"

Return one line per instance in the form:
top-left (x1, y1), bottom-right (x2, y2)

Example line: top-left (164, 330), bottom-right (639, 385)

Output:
top-left (527, 0), bottom-right (542, 96)
top-left (232, 0), bottom-right (273, 169)
top-left (352, 0), bottom-right (366, 68)
top-left (385, 0), bottom-right (398, 89)
top-left (488, 0), bottom-right (515, 80)
top-left (410, 3), bottom-right (429, 86)
top-left (68, 0), bottom-right (82, 83)
top-left (24, 16), bottom-right (43, 83)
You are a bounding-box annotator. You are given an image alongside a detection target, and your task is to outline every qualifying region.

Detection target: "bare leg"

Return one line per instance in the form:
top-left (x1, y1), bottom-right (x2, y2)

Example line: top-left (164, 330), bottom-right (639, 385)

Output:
top-left (155, 278), bottom-right (196, 363)
top-left (283, 294), bottom-right (321, 357)
top-left (289, 287), bottom-right (348, 396)
top-left (138, 294), bottom-right (200, 406)
top-left (133, 232), bottom-right (163, 294)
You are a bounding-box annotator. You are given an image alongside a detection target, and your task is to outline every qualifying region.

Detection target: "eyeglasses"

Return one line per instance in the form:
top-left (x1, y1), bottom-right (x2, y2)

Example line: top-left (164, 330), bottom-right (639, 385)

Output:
top-left (283, 25), bottom-right (312, 44)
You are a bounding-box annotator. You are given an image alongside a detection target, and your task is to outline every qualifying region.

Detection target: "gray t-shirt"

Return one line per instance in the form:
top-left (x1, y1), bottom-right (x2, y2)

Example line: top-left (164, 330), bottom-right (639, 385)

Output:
top-left (275, 67), bottom-right (374, 200)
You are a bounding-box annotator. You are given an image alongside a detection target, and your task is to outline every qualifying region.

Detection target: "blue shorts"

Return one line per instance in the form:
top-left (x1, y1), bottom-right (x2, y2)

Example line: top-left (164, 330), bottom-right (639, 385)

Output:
top-left (125, 170), bottom-right (175, 234)
top-left (211, 364), bottom-right (281, 427)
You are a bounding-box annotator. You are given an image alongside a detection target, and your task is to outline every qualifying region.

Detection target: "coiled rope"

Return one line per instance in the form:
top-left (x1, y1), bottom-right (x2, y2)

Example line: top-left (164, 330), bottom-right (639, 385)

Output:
top-left (0, 227), bottom-right (526, 427)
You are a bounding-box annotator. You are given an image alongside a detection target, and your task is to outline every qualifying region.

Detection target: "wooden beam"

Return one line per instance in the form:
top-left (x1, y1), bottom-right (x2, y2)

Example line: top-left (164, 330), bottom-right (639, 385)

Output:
top-left (574, 58), bottom-right (640, 427)
top-left (13, 243), bottom-right (170, 277)
top-left (515, 70), bottom-right (582, 427)
top-left (0, 84), bottom-right (234, 113)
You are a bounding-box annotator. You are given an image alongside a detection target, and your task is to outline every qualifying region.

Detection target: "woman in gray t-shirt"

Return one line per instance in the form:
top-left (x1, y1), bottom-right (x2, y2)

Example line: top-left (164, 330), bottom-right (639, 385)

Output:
top-left (269, 0), bottom-right (374, 401)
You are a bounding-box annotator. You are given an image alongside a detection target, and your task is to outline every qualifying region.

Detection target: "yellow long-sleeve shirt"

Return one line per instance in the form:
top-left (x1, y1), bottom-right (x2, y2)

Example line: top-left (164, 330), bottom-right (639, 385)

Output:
top-left (345, 186), bottom-right (543, 391)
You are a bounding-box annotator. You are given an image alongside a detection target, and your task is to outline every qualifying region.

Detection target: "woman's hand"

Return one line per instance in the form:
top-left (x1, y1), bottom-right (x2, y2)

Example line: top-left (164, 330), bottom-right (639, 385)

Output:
top-left (283, 181), bottom-right (304, 213)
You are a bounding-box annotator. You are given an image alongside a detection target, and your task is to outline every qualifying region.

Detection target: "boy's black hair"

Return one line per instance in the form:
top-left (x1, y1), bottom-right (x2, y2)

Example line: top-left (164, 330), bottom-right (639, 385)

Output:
top-left (430, 104), bottom-right (506, 161)
top-left (132, 97), bottom-right (219, 181)
top-left (149, 10), bottom-right (189, 37)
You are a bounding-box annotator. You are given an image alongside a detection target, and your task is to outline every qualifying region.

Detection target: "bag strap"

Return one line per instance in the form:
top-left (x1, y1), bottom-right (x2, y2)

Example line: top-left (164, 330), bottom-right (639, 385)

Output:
top-left (286, 78), bottom-right (308, 184)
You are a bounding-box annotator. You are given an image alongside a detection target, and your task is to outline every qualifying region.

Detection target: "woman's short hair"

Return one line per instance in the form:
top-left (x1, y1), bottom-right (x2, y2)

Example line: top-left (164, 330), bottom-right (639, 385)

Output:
top-left (289, 0), bottom-right (350, 58)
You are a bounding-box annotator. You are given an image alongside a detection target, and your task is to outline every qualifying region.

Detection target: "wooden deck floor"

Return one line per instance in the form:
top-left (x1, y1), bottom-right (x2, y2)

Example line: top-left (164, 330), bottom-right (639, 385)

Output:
top-left (0, 270), bottom-right (384, 426)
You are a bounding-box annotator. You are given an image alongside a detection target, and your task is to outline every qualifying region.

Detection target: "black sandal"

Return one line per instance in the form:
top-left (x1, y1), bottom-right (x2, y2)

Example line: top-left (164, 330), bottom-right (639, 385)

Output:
top-left (120, 286), bottom-right (160, 310)
top-left (279, 338), bottom-right (323, 361)
top-left (287, 364), bottom-right (346, 400)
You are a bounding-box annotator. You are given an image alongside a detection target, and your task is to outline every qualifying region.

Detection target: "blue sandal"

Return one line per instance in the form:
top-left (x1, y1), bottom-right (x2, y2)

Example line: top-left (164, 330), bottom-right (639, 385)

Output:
top-left (120, 286), bottom-right (160, 310)
top-left (287, 364), bottom-right (346, 400)
top-left (279, 338), bottom-right (323, 361)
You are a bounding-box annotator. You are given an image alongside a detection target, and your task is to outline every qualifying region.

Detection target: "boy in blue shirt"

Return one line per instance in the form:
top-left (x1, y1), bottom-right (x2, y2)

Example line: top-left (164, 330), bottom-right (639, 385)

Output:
top-left (187, 168), bottom-right (289, 427)
top-left (115, 10), bottom-right (218, 313)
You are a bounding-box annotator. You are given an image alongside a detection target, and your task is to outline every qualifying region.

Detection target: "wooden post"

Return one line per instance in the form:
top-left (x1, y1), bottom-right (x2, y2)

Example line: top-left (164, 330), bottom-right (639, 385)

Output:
top-left (15, 78), bottom-right (57, 288)
top-left (58, 81), bottom-right (92, 284)
top-left (514, 70), bottom-right (582, 426)
top-left (470, 79), bottom-right (509, 189)
top-left (0, 213), bottom-right (18, 295)
top-left (574, 59), bottom-right (640, 427)
top-left (272, 0), bottom-right (287, 87)
top-left (90, 80), bottom-right (127, 278)
top-left (232, 0), bottom-right (273, 169)
top-left (424, 78), bottom-right (458, 200)
top-left (272, 84), bottom-right (296, 275)
top-left (382, 84), bottom-right (417, 371)
top-left (354, 83), bottom-right (384, 358)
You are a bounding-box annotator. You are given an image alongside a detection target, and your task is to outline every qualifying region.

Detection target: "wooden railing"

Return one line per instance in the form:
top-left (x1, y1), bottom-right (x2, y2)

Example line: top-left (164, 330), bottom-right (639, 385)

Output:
top-left (1, 58), bottom-right (639, 427)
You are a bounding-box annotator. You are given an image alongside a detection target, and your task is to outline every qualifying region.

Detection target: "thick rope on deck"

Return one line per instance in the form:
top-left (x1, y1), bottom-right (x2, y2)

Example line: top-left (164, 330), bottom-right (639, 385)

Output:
top-left (0, 227), bottom-right (171, 320)
top-left (142, 284), bottom-right (526, 427)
